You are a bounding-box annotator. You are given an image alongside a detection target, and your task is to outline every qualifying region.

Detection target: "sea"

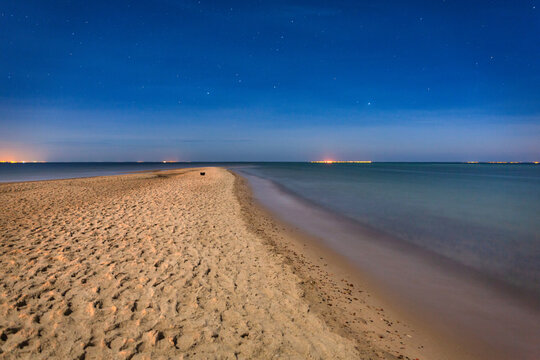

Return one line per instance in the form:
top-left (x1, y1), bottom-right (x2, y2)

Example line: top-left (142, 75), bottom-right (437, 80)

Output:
top-left (236, 162), bottom-right (540, 295)
top-left (1, 161), bottom-right (539, 358)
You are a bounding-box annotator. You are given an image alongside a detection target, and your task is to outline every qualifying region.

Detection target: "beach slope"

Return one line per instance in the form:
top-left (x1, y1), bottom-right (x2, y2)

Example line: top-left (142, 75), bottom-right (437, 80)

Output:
top-left (0, 167), bottom-right (375, 359)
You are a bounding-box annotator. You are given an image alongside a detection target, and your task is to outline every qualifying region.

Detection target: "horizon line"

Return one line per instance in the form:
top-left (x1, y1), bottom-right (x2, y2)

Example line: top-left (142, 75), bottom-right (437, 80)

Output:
top-left (1, 160), bottom-right (539, 164)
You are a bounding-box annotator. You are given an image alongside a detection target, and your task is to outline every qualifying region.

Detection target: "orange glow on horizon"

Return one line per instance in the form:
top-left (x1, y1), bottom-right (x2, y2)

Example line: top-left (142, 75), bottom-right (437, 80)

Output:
top-left (0, 160), bottom-right (47, 164)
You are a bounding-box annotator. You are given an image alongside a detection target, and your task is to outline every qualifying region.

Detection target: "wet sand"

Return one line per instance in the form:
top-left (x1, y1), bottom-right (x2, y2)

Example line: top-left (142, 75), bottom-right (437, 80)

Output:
top-left (240, 172), bottom-right (540, 360)
top-left (233, 171), bottom-right (467, 360)
top-left (0, 166), bottom-right (430, 359)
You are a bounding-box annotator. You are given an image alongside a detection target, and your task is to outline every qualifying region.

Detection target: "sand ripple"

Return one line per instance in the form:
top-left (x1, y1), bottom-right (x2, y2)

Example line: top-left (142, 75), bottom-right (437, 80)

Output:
top-left (0, 168), bottom-right (360, 359)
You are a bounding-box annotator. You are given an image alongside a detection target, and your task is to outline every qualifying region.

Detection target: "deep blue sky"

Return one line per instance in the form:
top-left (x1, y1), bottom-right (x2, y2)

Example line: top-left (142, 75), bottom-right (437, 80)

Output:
top-left (1, 0), bottom-right (539, 161)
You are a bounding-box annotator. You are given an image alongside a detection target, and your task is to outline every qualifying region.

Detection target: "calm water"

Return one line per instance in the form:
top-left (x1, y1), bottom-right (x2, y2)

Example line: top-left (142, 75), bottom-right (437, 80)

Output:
top-left (238, 162), bottom-right (540, 296)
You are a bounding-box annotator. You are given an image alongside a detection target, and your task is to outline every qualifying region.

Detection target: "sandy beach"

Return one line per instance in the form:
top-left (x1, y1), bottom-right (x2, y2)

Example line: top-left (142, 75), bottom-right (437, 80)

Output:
top-left (1, 167), bottom-right (459, 359)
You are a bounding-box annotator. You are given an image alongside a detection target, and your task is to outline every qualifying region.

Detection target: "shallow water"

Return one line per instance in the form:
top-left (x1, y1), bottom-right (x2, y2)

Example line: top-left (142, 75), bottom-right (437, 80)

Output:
top-left (236, 162), bottom-right (540, 296)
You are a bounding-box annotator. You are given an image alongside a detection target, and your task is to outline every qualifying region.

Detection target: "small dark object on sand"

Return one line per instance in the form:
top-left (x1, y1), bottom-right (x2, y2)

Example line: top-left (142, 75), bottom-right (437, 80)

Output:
top-left (200, 172), bottom-right (205, 176)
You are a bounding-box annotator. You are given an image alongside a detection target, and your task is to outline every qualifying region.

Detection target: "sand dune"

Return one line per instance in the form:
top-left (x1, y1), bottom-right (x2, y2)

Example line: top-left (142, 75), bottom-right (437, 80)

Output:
top-left (1, 167), bottom-right (434, 359)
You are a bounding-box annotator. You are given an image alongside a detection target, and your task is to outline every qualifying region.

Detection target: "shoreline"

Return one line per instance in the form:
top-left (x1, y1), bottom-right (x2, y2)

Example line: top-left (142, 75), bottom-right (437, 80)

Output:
top-left (238, 171), bottom-right (540, 304)
top-left (233, 170), bottom-right (540, 360)
top-left (232, 170), bottom-right (472, 360)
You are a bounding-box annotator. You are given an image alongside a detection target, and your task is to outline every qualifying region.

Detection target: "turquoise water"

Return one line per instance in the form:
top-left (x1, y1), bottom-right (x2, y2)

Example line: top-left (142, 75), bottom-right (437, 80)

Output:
top-left (238, 163), bottom-right (540, 295)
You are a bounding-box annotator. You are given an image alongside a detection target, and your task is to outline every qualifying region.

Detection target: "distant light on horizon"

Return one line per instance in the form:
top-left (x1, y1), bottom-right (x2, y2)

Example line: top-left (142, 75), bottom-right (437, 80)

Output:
top-left (0, 160), bottom-right (47, 164)
top-left (467, 161), bottom-right (540, 165)
top-left (311, 160), bottom-right (372, 164)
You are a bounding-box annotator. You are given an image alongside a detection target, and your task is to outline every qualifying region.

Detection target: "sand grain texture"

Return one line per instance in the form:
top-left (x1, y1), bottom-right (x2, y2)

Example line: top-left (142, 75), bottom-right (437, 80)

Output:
top-left (0, 168), bottom-right (371, 359)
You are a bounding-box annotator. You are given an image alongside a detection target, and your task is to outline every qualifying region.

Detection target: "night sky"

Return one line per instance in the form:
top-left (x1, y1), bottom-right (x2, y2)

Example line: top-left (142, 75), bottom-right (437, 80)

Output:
top-left (1, 0), bottom-right (539, 161)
